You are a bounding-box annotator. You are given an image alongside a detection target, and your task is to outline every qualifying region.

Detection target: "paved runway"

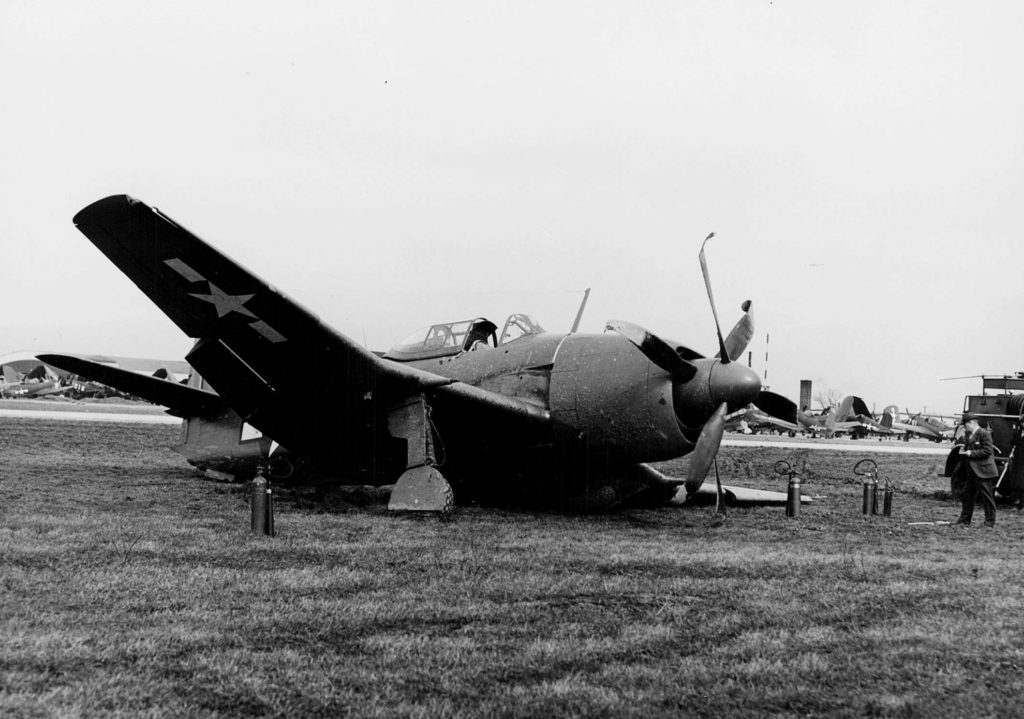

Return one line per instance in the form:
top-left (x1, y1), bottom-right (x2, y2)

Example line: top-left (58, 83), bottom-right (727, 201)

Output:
top-left (723, 436), bottom-right (951, 456)
top-left (1, 400), bottom-right (959, 452)
top-left (0, 399), bottom-right (177, 424)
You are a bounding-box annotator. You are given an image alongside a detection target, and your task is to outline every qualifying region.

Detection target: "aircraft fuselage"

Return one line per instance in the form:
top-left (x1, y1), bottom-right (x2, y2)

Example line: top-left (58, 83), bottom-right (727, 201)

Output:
top-left (397, 330), bottom-right (758, 472)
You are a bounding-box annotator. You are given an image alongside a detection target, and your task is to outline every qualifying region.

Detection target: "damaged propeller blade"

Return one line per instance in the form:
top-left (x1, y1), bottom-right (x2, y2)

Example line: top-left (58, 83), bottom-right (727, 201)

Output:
top-left (719, 300), bottom-right (754, 362)
top-left (753, 390), bottom-right (798, 424)
top-left (699, 232), bottom-right (731, 363)
top-left (606, 320), bottom-right (698, 382)
top-left (684, 401), bottom-right (728, 496)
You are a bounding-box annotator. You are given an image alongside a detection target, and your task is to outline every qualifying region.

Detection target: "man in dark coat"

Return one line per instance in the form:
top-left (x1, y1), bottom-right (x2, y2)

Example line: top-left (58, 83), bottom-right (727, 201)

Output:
top-left (955, 413), bottom-right (999, 527)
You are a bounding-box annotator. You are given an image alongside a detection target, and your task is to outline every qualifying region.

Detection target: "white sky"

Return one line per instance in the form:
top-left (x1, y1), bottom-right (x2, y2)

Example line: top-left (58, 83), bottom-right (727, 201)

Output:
top-left (2, 1), bottom-right (1022, 415)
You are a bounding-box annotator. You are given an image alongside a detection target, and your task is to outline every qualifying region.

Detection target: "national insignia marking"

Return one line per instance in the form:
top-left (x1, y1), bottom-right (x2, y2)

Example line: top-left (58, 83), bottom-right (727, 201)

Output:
top-left (188, 283), bottom-right (257, 319)
top-left (249, 320), bottom-right (287, 343)
top-left (164, 258), bottom-right (206, 283)
top-left (165, 258), bottom-right (285, 342)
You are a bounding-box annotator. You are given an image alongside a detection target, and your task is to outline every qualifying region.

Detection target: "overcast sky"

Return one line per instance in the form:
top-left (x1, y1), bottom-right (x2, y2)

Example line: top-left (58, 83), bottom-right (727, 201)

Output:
top-left (2, 1), bottom-right (1022, 415)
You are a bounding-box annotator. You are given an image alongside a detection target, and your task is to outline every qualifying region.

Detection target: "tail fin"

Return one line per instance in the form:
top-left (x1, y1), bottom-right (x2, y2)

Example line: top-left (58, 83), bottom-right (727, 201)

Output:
top-left (881, 404), bottom-right (899, 429)
top-left (824, 405), bottom-right (838, 432)
top-left (849, 396), bottom-right (871, 418)
top-left (835, 395), bottom-right (857, 422)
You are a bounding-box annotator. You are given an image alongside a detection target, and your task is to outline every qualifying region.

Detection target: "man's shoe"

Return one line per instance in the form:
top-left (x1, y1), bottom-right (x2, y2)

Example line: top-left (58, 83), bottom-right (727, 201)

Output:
top-left (984, 520), bottom-right (995, 528)
top-left (955, 519), bottom-right (971, 525)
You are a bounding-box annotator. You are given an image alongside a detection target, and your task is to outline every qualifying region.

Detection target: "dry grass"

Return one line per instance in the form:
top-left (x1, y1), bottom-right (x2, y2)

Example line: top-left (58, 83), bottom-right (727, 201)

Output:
top-left (2, 419), bottom-right (1023, 718)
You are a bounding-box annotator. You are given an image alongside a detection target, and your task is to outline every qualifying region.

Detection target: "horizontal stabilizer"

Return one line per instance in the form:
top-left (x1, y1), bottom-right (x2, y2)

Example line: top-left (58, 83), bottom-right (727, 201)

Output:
top-left (36, 353), bottom-right (223, 417)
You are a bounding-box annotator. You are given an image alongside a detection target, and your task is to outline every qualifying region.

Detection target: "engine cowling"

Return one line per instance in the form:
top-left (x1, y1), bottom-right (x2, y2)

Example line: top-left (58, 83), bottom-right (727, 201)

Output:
top-left (549, 333), bottom-right (691, 462)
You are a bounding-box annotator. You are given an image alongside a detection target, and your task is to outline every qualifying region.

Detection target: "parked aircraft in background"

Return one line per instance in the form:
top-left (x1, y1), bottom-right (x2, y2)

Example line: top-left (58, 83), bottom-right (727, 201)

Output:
top-left (793, 396), bottom-right (893, 438)
top-left (795, 396), bottom-right (856, 437)
top-left (1, 352), bottom-right (190, 401)
top-left (727, 405), bottom-right (800, 435)
top-left (1, 363), bottom-right (59, 398)
top-left (62, 195), bottom-right (798, 514)
top-left (881, 406), bottom-right (955, 442)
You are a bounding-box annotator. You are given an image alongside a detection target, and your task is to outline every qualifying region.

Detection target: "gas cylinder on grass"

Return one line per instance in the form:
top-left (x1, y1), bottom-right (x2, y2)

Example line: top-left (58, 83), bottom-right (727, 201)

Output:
top-left (854, 458), bottom-right (878, 515)
top-left (786, 474), bottom-right (802, 519)
top-left (251, 467), bottom-right (275, 536)
top-left (774, 460), bottom-right (802, 519)
top-left (881, 483), bottom-right (894, 517)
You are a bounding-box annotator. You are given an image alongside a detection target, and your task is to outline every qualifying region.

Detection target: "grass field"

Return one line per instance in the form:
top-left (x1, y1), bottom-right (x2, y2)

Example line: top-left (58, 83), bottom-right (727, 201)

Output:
top-left (3, 419), bottom-right (1023, 717)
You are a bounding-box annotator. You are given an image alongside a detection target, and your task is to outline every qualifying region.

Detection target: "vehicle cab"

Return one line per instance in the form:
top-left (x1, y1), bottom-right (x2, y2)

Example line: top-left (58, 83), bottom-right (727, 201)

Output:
top-left (955, 374), bottom-right (1024, 501)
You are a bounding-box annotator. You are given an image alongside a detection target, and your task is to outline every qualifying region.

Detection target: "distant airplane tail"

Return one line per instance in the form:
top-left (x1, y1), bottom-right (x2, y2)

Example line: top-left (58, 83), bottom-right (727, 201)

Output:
top-left (823, 405), bottom-right (838, 433)
top-left (833, 395), bottom-right (857, 423)
top-left (881, 405), bottom-right (899, 429)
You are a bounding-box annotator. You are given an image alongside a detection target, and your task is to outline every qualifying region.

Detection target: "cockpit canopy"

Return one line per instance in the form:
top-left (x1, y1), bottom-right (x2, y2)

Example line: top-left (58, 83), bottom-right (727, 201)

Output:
top-left (384, 314), bottom-right (545, 361)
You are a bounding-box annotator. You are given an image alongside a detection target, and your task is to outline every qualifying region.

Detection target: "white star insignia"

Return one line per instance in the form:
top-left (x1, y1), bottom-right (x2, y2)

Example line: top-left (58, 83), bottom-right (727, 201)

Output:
top-left (188, 283), bottom-right (257, 319)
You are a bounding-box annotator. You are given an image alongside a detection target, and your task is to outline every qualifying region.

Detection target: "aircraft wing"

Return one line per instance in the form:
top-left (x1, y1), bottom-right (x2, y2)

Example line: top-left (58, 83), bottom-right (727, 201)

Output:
top-left (835, 419), bottom-right (870, 430)
top-left (748, 414), bottom-right (800, 433)
top-left (889, 421), bottom-right (939, 439)
top-left (72, 195), bottom-right (546, 457)
top-left (36, 353), bottom-right (224, 418)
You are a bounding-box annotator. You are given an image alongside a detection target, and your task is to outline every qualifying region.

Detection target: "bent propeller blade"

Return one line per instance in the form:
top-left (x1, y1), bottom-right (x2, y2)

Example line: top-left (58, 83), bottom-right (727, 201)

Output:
top-left (714, 458), bottom-right (726, 519)
top-left (719, 300), bottom-right (754, 361)
top-left (699, 232), bottom-right (731, 364)
top-left (753, 390), bottom-right (798, 424)
top-left (606, 320), bottom-right (698, 382)
top-left (684, 401), bottom-right (728, 495)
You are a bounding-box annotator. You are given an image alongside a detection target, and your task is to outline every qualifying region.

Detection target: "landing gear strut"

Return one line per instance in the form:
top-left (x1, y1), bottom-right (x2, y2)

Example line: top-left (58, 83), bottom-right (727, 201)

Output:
top-left (386, 394), bottom-right (454, 514)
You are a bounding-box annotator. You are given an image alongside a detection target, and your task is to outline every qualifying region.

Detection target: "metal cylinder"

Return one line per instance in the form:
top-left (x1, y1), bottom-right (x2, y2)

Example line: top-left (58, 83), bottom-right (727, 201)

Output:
top-left (786, 476), bottom-right (801, 518)
top-left (882, 486), bottom-right (894, 517)
top-left (264, 481), bottom-right (275, 536)
top-left (862, 478), bottom-right (877, 515)
top-left (251, 472), bottom-right (275, 536)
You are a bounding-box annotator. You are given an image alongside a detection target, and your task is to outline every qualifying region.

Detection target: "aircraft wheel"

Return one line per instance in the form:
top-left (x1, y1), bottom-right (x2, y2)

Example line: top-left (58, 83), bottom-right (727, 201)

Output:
top-left (388, 465), bottom-right (454, 514)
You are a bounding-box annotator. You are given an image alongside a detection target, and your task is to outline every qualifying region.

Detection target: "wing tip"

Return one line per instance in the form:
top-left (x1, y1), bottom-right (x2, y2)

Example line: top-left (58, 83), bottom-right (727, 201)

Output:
top-left (72, 194), bottom-right (143, 227)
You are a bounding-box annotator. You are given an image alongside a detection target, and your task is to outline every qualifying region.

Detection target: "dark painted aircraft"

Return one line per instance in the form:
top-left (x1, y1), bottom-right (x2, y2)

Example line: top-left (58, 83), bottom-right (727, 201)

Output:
top-left (881, 406), bottom-right (955, 442)
top-left (794, 402), bottom-right (846, 437)
top-left (793, 396), bottom-right (891, 438)
top-left (60, 196), bottom-right (796, 513)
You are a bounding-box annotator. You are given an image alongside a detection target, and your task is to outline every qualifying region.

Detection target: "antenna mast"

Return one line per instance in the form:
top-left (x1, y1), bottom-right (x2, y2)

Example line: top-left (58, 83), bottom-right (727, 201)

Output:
top-left (570, 288), bottom-right (591, 333)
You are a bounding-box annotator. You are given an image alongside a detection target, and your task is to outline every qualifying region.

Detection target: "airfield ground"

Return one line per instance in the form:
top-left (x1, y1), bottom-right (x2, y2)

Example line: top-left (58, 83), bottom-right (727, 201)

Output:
top-left (2, 417), bottom-right (1023, 717)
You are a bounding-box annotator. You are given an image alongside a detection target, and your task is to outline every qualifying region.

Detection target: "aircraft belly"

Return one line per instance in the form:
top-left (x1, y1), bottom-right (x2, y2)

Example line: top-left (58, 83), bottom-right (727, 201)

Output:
top-left (174, 411), bottom-right (265, 477)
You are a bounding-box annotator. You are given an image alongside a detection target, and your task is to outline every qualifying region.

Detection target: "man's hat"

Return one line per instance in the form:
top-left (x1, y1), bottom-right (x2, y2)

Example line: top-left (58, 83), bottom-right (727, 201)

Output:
top-left (962, 412), bottom-right (978, 423)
